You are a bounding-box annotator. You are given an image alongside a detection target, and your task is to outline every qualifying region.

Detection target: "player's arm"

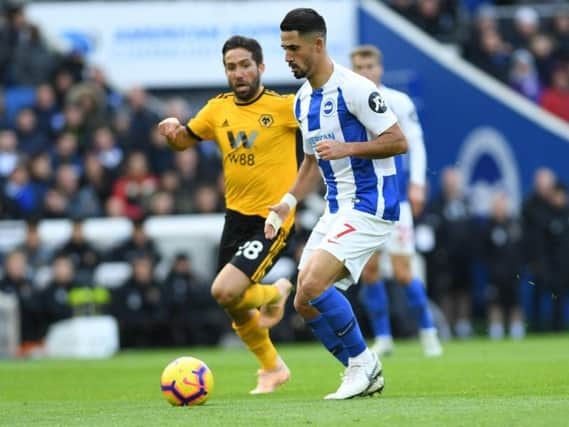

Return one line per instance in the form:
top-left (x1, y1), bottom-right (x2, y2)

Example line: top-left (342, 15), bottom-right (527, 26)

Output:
top-left (398, 95), bottom-right (427, 216)
top-left (158, 117), bottom-right (199, 151)
top-left (264, 154), bottom-right (320, 239)
top-left (316, 122), bottom-right (407, 160)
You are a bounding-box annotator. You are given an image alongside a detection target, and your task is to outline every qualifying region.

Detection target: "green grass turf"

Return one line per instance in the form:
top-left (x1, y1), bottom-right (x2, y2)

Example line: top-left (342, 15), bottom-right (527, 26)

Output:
top-left (1, 335), bottom-right (568, 427)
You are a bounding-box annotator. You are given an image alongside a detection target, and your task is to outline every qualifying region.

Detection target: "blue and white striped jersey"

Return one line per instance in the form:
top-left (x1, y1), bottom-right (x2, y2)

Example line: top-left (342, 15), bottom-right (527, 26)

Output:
top-left (378, 85), bottom-right (426, 202)
top-left (295, 63), bottom-right (400, 221)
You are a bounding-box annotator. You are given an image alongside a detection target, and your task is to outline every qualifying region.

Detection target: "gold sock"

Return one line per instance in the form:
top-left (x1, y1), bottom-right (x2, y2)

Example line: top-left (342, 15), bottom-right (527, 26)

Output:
top-left (232, 311), bottom-right (278, 370)
top-left (232, 284), bottom-right (280, 311)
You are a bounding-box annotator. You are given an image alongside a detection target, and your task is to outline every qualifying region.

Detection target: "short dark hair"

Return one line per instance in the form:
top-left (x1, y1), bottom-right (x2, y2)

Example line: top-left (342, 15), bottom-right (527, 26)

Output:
top-left (222, 35), bottom-right (263, 65)
top-left (280, 8), bottom-right (327, 39)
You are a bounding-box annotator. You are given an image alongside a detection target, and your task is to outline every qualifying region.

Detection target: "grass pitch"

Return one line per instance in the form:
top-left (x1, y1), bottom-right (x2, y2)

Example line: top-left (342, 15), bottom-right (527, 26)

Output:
top-left (1, 335), bottom-right (568, 426)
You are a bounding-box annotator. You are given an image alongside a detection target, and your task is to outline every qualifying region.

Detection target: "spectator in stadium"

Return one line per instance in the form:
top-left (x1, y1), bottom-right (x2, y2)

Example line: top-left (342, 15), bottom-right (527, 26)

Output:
top-left (541, 181), bottom-right (569, 331)
top-left (0, 249), bottom-right (43, 350)
top-left (508, 48), bottom-right (542, 102)
top-left (388, 0), bottom-right (415, 21)
top-left (9, 24), bottom-right (57, 86)
top-left (108, 218), bottom-right (160, 265)
top-left (19, 220), bottom-right (52, 275)
top-left (41, 188), bottom-right (66, 219)
top-left (471, 28), bottom-right (512, 83)
top-left (192, 183), bottom-right (223, 214)
top-left (0, 1), bottom-right (29, 85)
top-left (0, 129), bottom-right (19, 181)
top-left (0, 89), bottom-right (12, 129)
top-left (125, 87), bottom-right (159, 151)
top-left (159, 169), bottom-right (193, 214)
top-left (111, 255), bottom-right (167, 348)
top-left (92, 126), bottom-right (124, 178)
top-left (174, 148), bottom-right (200, 194)
top-left (421, 167), bottom-right (474, 339)
top-left (33, 84), bottom-right (59, 139)
top-left (15, 108), bottom-right (47, 157)
top-left (56, 220), bottom-right (100, 284)
top-left (51, 68), bottom-right (76, 111)
top-left (86, 65), bottom-right (122, 114)
top-left (539, 63), bottom-right (569, 122)
top-left (28, 152), bottom-right (52, 209)
top-left (41, 254), bottom-right (76, 328)
top-left (3, 163), bottom-right (37, 218)
top-left (480, 192), bottom-right (525, 340)
top-left (50, 163), bottom-right (101, 218)
top-left (82, 152), bottom-right (112, 205)
top-left (50, 132), bottom-right (82, 174)
top-left (146, 126), bottom-right (175, 176)
top-left (509, 6), bottom-right (540, 51)
top-left (551, 7), bottom-right (569, 52)
top-left (522, 167), bottom-right (556, 331)
top-left (159, 35), bottom-right (296, 395)
top-left (162, 253), bottom-right (226, 346)
top-left (411, 0), bottom-right (460, 44)
top-left (52, 104), bottom-right (88, 149)
top-left (111, 150), bottom-right (158, 220)
top-left (529, 33), bottom-right (557, 86)
top-left (66, 81), bottom-right (109, 134)
top-left (148, 191), bottom-right (175, 216)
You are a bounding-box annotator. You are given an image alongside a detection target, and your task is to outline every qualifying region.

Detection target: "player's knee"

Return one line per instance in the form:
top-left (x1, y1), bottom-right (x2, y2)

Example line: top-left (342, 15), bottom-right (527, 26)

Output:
top-left (211, 283), bottom-right (238, 307)
top-left (394, 267), bottom-right (412, 285)
top-left (297, 270), bottom-right (326, 302)
top-left (361, 268), bottom-right (381, 285)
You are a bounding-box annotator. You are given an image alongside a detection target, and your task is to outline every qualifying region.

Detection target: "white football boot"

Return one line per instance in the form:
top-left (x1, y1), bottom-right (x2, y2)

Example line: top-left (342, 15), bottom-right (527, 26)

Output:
top-left (420, 328), bottom-right (443, 357)
top-left (371, 336), bottom-right (394, 357)
top-left (324, 349), bottom-right (381, 400)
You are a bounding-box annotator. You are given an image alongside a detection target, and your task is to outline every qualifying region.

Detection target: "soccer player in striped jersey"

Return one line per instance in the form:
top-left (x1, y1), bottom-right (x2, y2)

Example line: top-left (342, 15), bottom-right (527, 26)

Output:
top-left (351, 45), bottom-right (443, 357)
top-left (266, 8), bottom-right (408, 400)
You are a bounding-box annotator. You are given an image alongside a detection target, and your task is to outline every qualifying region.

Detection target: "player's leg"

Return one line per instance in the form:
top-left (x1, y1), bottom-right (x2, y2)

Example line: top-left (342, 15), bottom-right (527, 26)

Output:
top-left (211, 213), bottom-right (291, 393)
top-left (296, 212), bottom-right (392, 399)
top-left (297, 226), bottom-right (349, 366)
top-left (390, 201), bottom-right (442, 356)
top-left (391, 254), bottom-right (443, 356)
top-left (296, 249), bottom-right (380, 399)
top-left (505, 282), bottom-right (525, 340)
top-left (360, 251), bottom-right (393, 357)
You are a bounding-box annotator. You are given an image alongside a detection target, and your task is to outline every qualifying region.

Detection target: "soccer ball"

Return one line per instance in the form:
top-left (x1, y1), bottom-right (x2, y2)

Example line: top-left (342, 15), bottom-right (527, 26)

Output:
top-left (160, 356), bottom-right (214, 406)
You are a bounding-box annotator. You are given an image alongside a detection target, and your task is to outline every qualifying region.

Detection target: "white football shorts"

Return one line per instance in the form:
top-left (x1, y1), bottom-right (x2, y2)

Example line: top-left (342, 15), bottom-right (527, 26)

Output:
top-left (385, 201), bottom-right (415, 256)
top-left (298, 208), bottom-right (395, 290)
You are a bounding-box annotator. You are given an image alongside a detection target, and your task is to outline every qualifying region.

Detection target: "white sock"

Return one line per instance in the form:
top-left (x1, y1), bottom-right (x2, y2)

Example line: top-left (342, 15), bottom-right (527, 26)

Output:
top-left (489, 323), bottom-right (504, 340)
top-left (509, 322), bottom-right (525, 340)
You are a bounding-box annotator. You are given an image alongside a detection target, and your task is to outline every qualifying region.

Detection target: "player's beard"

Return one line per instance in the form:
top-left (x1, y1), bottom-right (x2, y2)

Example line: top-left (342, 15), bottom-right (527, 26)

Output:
top-left (230, 72), bottom-right (261, 102)
top-left (288, 57), bottom-right (312, 79)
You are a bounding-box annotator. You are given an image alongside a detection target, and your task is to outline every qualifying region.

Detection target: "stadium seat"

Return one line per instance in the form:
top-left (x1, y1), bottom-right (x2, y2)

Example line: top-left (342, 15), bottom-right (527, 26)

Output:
top-left (0, 221), bottom-right (26, 253)
top-left (83, 218), bottom-right (133, 251)
top-left (34, 265), bottom-right (53, 290)
top-left (4, 86), bottom-right (36, 122)
top-left (93, 262), bottom-right (131, 289)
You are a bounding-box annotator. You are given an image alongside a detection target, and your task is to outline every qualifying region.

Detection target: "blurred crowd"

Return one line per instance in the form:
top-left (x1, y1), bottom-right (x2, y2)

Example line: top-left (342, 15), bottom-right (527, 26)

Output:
top-left (386, 0), bottom-right (569, 121)
top-left (0, 1), bottom-right (568, 355)
top-left (0, 2), bottom-right (225, 222)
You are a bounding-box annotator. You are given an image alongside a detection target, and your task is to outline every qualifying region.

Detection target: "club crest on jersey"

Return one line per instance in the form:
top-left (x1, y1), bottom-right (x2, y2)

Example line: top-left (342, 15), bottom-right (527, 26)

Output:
top-left (322, 98), bottom-right (336, 117)
top-left (368, 92), bottom-right (387, 113)
top-left (259, 114), bottom-right (273, 128)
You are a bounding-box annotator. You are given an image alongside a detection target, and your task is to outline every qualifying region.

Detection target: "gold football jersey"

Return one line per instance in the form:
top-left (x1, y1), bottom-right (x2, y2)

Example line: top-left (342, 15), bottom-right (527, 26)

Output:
top-left (187, 89), bottom-right (298, 227)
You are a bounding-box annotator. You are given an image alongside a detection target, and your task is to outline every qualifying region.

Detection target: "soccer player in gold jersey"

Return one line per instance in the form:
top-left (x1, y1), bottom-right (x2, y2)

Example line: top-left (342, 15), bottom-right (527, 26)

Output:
top-left (158, 36), bottom-right (297, 394)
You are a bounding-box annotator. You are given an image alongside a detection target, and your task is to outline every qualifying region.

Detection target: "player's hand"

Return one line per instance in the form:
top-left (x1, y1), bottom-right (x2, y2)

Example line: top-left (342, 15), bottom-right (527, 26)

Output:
top-left (315, 139), bottom-right (349, 160)
top-left (408, 183), bottom-right (426, 218)
top-left (158, 117), bottom-right (182, 139)
top-left (264, 203), bottom-right (291, 240)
